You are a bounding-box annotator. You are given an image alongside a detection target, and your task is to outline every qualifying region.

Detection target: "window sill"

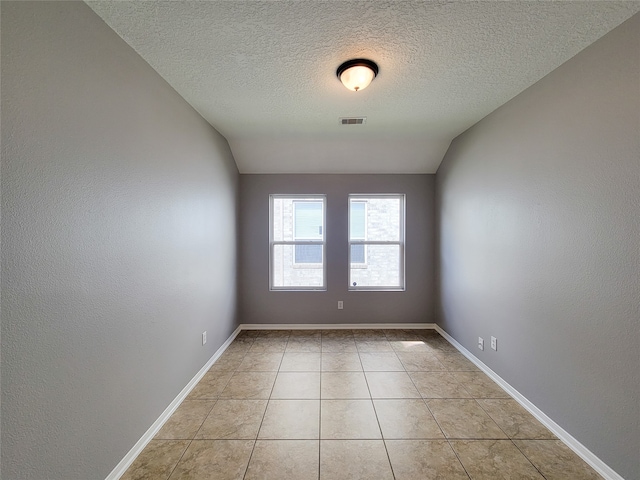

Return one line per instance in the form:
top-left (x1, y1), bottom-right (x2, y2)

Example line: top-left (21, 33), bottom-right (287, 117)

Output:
top-left (292, 263), bottom-right (323, 269)
top-left (270, 287), bottom-right (327, 292)
top-left (348, 287), bottom-right (405, 292)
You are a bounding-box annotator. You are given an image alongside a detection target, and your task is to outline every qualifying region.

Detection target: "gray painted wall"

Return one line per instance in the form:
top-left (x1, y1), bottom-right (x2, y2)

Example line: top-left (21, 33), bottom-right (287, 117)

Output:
top-left (240, 175), bottom-right (435, 325)
top-left (436, 14), bottom-right (639, 480)
top-left (1, 2), bottom-right (239, 479)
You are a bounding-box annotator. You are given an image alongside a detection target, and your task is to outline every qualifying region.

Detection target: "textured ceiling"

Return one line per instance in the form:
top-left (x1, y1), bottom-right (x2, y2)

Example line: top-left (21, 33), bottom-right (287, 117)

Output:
top-left (86, 1), bottom-right (640, 174)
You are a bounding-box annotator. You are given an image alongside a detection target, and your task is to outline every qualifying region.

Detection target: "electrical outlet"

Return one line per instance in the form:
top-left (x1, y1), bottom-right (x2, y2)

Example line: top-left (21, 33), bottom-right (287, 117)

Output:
top-left (478, 337), bottom-right (484, 351)
top-left (338, 301), bottom-right (344, 310)
top-left (202, 331), bottom-right (207, 345)
top-left (491, 336), bottom-right (497, 351)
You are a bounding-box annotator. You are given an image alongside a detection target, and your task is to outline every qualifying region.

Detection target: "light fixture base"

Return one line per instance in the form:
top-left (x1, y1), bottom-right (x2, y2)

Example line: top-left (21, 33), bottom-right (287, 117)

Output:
top-left (336, 59), bottom-right (379, 79)
top-left (336, 59), bottom-right (379, 92)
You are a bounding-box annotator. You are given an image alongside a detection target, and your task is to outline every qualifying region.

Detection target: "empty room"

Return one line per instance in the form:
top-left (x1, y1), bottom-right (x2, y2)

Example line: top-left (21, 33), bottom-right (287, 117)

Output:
top-left (1, 1), bottom-right (638, 480)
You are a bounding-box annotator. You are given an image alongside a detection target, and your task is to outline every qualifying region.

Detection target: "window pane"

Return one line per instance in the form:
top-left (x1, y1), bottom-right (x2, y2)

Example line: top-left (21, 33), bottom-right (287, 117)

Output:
top-left (294, 202), bottom-right (323, 239)
top-left (295, 244), bottom-right (322, 263)
top-left (350, 244), bottom-right (365, 264)
top-left (359, 197), bottom-right (401, 241)
top-left (350, 201), bottom-right (366, 240)
top-left (272, 197), bottom-right (324, 242)
top-left (350, 245), bottom-right (401, 288)
top-left (273, 244), bottom-right (324, 287)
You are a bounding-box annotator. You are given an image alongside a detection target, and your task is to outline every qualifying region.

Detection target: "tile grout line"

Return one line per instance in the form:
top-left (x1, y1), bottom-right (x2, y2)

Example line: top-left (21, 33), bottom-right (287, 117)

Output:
top-left (185, 342), bottom-right (253, 441)
top-left (129, 330), bottom-right (546, 480)
top-left (165, 338), bottom-right (255, 480)
top-left (509, 438), bottom-right (551, 480)
top-left (418, 391), bottom-right (471, 479)
top-left (241, 331), bottom-right (288, 480)
top-left (318, 331), bottom-right (323, 480)
top-left (165, 329), bottom-right (565, 480)
top-left (187, 398), bottom-right (219, 441)
top-left (444, 437), bottom-right (473, 480)
top-left (410, 332), bottom-right (555, 478)
top-left (358, 339), bottom-right (397, 480)
top-left (186, 339), bottom-right (250, 439)
top-left (412, 383), bottom-right (472, 479)
top-left (379, 330), bottom-right (435, 479)
top-left (403, 334), bottom-right (472, 479)
top-left (165, 439), bottom-right (193, 480)
top-left (320, 329), bottom-right (359, 478)
top-left (268, 330), bottom-right (323, 480)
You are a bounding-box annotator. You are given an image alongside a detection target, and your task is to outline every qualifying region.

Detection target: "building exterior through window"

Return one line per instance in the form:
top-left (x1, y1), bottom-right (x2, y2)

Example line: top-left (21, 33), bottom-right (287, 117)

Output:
top-left (269, 194), bottom-right (405, 291)
top-left (270, 195), bottom-right (326, 290)
top-left (293, 201), bottom-right (323, 264)
top-left (349, 195), bottom-right (405, 291)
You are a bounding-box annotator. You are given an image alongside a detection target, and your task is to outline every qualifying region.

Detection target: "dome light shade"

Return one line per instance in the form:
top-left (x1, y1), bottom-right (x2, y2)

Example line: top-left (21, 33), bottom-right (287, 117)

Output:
top-left (337, 59), bottom-right (378, 92)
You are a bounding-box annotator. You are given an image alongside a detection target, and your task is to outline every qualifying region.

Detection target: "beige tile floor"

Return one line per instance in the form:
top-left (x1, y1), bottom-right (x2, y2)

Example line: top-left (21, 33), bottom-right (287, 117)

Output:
top-left (122, 329), bottom-right (603, 480)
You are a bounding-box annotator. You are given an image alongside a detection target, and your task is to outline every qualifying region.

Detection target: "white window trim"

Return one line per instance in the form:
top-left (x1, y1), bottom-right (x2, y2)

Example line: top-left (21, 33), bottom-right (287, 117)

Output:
top-left (348, 194), bottom-right (406, 291)
top-left (269, 194), bottom-right (327, 291)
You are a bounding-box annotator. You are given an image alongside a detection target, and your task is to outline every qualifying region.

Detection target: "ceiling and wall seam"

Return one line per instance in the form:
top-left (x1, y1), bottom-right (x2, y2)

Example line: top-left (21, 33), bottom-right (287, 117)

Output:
top-left (85, 1), bottom-right (640, 174)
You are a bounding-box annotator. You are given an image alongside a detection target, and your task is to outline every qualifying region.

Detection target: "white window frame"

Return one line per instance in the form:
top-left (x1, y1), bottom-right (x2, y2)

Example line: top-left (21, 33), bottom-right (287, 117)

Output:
top-left (269, 194), bottom-right (326, 291)
top-left (348, 194), bottom-right (405, 291)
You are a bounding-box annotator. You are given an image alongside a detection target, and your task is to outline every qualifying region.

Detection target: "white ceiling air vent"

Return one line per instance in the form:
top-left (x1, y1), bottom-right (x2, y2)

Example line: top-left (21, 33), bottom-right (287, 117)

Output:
top-left (339, 117), bottom-right (367, 125)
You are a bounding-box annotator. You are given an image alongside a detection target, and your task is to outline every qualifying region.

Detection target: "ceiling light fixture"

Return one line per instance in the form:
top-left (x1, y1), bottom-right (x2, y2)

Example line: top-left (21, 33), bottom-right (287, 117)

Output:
top-left (336, 59), bottom-right (378, 92)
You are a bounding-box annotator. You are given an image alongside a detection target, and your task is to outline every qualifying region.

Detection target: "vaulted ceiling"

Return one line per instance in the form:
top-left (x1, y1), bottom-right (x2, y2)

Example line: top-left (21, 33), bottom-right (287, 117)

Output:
top-left (86, 1), bottom-right (639, 174)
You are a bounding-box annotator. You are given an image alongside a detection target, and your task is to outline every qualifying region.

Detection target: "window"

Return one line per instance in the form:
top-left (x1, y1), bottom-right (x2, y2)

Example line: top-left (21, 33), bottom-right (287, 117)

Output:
top-left (270, 195), bottom-right (326, 290)
top-left (348, 194), bottom-right (405, 290)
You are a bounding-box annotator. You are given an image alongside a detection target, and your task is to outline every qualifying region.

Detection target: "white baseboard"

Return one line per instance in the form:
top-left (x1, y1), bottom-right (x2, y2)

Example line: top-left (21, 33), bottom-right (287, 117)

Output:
top-left (105, 325), bottom-right (242, 480)
top-left (239, 322), bottom-right (437, 330)
top-left (107, 322), bottom-right (622, 480)
top-left (106, 322), bottom-right (429, 478)
top-left (434, 325), bottom-right (623, 480)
